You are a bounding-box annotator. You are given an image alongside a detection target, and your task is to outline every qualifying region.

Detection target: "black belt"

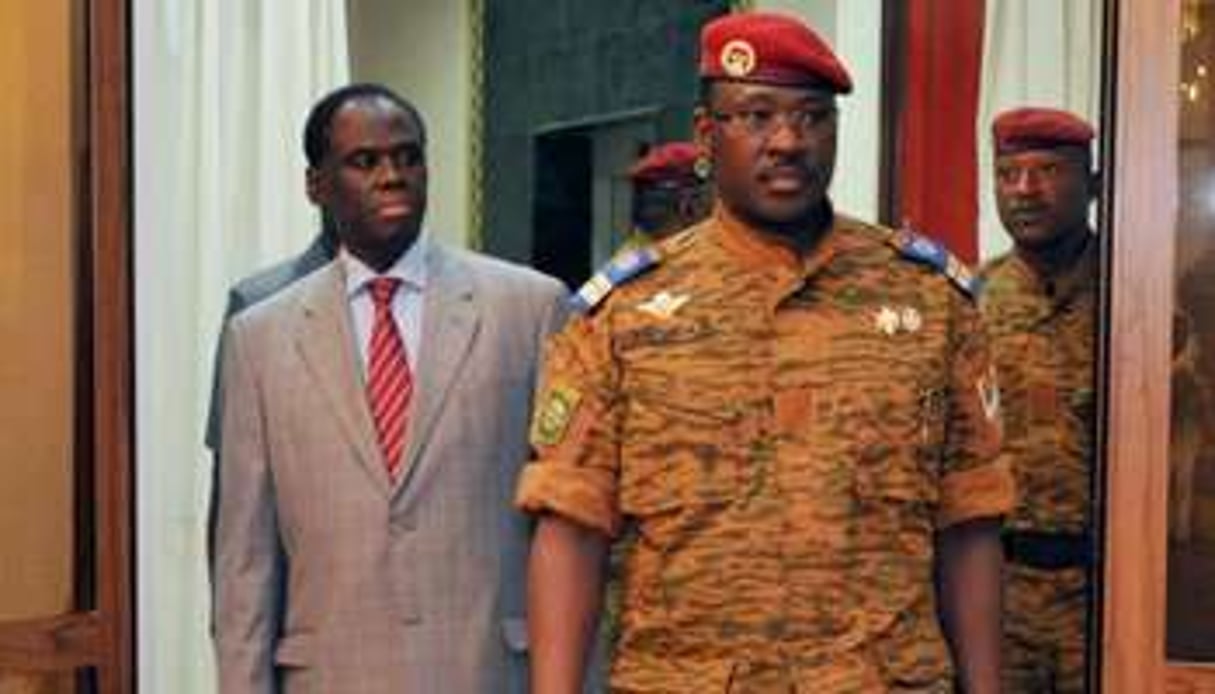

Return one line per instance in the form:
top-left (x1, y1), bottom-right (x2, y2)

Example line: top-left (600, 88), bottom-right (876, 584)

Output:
top-left (1002, 529), bottom-right (1091, 570)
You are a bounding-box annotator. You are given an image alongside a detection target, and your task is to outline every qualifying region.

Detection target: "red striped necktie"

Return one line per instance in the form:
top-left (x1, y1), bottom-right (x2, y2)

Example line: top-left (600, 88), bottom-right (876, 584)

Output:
top-left (366, 277), bottom-right (413, 480)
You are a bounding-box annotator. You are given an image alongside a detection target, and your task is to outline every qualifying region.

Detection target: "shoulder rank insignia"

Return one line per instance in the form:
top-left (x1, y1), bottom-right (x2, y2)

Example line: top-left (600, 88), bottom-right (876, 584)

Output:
top-left (890, 229), bottom-right (983, 298)
top-left (569, 246), bottom-right (661, 314)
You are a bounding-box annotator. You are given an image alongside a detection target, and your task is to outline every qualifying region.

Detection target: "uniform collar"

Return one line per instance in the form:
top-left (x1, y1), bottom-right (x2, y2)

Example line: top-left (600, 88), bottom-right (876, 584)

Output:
top-left (710, 200), bottom-right (850, 278)
top-left (1009, 232), bottom-right (1097, 306)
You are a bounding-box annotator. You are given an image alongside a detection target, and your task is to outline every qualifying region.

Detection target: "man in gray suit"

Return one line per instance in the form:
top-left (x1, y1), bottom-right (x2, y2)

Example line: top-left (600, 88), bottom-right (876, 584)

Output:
top-left (213, 83), bottom-right (567, 693)
top-left (205, 230), bottom-right (336, 576)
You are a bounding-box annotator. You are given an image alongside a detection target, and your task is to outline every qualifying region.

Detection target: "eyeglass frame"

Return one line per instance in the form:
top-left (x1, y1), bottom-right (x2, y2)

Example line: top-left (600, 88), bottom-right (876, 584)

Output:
top-left (709, 103), bottom-right (839, 139)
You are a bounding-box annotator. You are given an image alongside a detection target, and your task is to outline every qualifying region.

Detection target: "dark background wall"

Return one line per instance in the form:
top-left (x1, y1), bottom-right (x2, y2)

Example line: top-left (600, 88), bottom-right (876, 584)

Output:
top-left (481, 0), bottom-right (731, 272)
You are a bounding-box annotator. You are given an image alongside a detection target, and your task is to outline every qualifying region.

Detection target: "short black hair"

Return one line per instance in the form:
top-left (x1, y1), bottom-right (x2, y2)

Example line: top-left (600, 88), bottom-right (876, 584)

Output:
top-left (302, 83), bottom-right (427, 167)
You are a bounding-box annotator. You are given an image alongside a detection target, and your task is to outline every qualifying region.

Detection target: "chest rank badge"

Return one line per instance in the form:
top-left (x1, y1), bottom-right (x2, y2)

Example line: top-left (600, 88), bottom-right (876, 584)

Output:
top-left (569, 246), bottom-right (661, 314)
top-left (636, 290), bottom-right (690, 319)
top-left (874, 305), bottom-right (922, 335)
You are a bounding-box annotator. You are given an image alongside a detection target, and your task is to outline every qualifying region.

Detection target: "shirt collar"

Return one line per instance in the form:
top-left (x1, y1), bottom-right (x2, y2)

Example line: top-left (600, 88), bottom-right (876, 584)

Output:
top-left (1047, 232), bottom-right (1098, 304)
top-left (341, 231), bottom-right (430, 299)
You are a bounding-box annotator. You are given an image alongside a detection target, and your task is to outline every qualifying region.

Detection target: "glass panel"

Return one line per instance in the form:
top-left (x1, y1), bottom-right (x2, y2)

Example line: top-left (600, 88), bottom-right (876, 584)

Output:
top-left (0, 0), bottom-right (78, 622)
top-left (1169, 0), bottom-right (1215, 664)
top-left (0, 670), bottom-right (78, 694)
top-left (970, 2), bottom-right (1104, 689)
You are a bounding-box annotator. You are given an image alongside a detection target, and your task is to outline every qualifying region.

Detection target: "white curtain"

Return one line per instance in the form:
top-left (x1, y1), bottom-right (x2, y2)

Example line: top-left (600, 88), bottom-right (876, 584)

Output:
top-left (754, 0), bottom-right (884, 221)
top-left (977, 0), bottom-right (1103, 261)
top-left (133, 0), bottom-right (348, 690)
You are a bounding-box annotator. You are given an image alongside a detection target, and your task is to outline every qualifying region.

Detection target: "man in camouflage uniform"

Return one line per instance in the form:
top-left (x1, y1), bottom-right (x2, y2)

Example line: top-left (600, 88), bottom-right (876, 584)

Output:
top-left (518, 11), bottom-right (1014, 693)
top-left (622, 141), bottom-right (712, 248)
top-left (979, 107), bottom-right (1099, 693)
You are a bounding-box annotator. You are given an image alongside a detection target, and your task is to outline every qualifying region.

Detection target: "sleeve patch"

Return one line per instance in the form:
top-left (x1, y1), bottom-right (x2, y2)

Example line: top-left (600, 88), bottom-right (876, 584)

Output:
top-left (530, 384), bottom-right (583, 446)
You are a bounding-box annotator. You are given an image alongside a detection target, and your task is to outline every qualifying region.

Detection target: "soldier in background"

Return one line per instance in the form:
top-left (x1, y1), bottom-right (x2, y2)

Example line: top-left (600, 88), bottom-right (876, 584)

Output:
top-left (621, 141), bottom-right (710, 248)
top-left (979, 106), bottom-right (1099, 693)
top-left (518, 11), bottom-right (1012, 692)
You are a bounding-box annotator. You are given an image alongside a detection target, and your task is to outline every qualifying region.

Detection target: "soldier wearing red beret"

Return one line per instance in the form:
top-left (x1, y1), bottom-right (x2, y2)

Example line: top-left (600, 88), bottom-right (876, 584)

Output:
top-left (980, 106), bottom-right (1099, 694)
top-left (521, 11), bottom-right (1012, 693)
top-left (625, 142), bottom-right (711, 245)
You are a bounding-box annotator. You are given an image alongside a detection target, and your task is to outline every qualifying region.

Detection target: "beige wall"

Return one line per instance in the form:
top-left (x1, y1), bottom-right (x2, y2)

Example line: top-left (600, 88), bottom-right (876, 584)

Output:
top-left (348, 0), bottom-right (474, 247)
top-left (0, 0), bottom-right (76, 628)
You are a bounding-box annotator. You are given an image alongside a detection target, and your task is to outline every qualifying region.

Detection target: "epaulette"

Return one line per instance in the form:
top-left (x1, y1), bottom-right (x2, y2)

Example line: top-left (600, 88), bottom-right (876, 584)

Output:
top-left (889, 228), bottom-right (983, 298)
top-left (569, 245), bottom-right (661, 314)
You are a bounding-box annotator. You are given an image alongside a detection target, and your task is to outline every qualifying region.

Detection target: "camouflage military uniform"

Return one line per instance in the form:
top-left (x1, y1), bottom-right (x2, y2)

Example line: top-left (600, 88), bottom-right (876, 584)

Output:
top-left (517, 205), bottom-right (1014, 692)
top-left (980, 236), bottom-right (1097, 694)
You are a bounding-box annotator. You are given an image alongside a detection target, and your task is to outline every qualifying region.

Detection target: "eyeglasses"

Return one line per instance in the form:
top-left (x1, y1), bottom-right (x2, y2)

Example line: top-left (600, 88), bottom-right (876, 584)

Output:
top-left (711, 105), bottom-right (838, 138)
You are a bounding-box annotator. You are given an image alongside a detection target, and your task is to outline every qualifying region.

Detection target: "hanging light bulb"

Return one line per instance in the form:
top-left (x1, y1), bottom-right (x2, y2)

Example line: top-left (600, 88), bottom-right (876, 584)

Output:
top-left (1181, 0), bottom-right (1207, 106)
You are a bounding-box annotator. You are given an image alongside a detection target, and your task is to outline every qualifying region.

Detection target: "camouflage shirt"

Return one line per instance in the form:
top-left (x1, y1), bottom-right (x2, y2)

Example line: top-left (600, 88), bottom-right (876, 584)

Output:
top-left (980, 237), bottom-right (1097, 535)
top-left (517, 205), bottom-right (1014, 692)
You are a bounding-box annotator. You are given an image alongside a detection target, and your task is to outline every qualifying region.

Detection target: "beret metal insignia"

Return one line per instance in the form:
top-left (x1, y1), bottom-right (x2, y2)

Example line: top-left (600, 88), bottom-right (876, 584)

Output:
top-left (720, 39), bottom-right (757, 78)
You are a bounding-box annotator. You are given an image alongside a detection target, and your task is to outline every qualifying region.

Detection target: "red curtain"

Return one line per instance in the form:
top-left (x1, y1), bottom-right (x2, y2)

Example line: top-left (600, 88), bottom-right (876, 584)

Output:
top-left (895, 0), bottom-right (986, 264)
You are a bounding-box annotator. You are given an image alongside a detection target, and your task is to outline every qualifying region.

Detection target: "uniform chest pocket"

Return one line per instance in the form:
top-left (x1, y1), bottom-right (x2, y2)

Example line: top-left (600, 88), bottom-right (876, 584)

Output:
top-left (817, 383), bottom-right (941, 516)
top-left (619, 446), bottom-right (747, 515)
top-left (618, 392), bottom-right (752, 520)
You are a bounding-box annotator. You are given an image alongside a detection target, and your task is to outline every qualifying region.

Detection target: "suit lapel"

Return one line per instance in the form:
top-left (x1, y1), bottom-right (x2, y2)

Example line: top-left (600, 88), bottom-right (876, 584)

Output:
top-left (294, 261), bottom-right (393, 495)
top-left (394, 244), bottom-right (481, 499)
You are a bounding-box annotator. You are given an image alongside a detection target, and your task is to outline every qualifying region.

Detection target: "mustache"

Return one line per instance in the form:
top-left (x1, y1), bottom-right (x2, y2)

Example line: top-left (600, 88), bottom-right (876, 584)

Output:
top-left (1005, 203), bottom-right (1047, 215)
top-left (758, 161), bottom-right (816, 181)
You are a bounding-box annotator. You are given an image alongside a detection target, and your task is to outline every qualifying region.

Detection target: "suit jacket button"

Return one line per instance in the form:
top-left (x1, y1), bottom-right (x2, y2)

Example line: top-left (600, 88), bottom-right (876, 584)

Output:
top-left (391, 514), bottom-right (417, 535)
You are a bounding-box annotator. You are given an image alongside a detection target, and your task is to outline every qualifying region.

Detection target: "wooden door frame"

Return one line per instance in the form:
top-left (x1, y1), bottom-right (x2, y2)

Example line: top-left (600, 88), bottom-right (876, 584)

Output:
top-left (1101, 0), bottom-right (1174, 689)
top-left (1097, 0), bottom-right (1215, 691)
top-left (92, 0), bottom-right (133, 690)
top-left (0, 0), bottom-right (132, 690)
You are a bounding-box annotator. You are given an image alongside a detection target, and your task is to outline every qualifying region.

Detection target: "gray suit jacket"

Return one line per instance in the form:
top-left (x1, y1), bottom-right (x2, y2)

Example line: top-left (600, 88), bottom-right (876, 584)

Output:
top-left (214, 242), bottom-right (567, 694)
top-left (205, 233), bottom-right (336, 582)
top-left (206, 232), bottom-right (337, 450)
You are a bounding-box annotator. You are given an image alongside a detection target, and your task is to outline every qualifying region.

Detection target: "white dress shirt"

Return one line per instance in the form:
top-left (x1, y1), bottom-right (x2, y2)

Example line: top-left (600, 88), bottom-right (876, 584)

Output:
top-left (341, 233), bottom-right (429, 378)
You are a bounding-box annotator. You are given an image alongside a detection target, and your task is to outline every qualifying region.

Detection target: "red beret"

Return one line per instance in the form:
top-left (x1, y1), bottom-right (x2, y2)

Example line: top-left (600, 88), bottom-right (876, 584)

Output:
top-left (992, 107), bottom-right (1095, 153)
top-left (628, 142), bottom-right (701, 186)
top-left (699, 12), bottom-right (852, 94)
